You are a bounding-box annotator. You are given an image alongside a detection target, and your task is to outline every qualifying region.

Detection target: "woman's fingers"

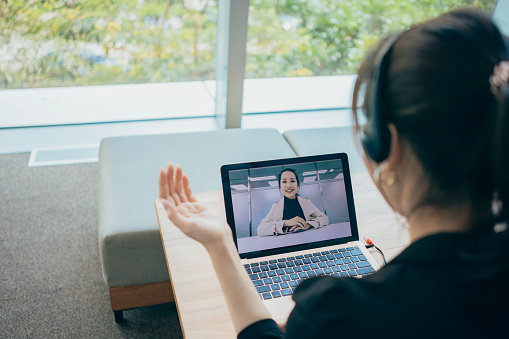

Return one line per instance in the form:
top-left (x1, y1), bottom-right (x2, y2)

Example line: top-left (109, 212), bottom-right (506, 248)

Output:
top-left (175, 165), bottom-right (188, 203)
top-left (183, 174), bottom-right (197, 202)
top-left (159, 167), bottom-right (169, 199)
top-left (160, 198), bottom-right (193, 232)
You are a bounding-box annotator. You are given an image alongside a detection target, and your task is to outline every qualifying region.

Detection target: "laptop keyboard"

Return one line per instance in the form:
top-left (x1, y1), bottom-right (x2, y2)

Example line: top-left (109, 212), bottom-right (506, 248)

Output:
top-left (244, 246), bottom-right (375, 300)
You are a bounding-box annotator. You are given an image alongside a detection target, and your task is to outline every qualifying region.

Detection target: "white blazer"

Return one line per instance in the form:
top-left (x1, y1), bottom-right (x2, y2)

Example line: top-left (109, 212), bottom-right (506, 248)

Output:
top-left (257, 196), bottom-right (329, 236)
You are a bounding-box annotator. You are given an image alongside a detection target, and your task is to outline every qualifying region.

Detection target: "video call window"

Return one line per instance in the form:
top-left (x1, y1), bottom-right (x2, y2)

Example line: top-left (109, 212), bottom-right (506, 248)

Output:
top-left (228, 160), bottom-right (352, 254)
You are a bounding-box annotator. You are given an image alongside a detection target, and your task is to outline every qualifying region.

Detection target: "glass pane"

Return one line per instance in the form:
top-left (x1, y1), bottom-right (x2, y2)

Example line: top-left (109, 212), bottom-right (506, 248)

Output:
top-left (243, 0), bottom-right (497, 114)
top-left (0, 0), bottom-right (217, 89)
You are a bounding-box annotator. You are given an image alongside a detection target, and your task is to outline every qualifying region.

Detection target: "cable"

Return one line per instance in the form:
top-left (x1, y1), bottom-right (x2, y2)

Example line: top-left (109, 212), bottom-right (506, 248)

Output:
top-left (364, 237), bottom-right (387, 265)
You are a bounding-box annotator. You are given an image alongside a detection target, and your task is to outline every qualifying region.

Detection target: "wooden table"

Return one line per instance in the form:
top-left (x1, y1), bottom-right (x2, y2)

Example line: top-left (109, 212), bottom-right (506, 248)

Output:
top-left (155, 172), bottom-right (410, 339)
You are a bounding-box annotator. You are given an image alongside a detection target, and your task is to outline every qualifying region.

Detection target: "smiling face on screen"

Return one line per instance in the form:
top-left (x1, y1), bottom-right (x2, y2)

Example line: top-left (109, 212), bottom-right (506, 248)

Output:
top-left (280, 170), bottom-right (299, 199)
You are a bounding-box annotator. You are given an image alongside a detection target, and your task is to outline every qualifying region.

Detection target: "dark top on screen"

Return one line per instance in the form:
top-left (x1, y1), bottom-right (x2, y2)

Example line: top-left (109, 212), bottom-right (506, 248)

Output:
top-left (282, 196), bottom-right (305, 223)
top-left (238, 228), bottom-right (509, 339)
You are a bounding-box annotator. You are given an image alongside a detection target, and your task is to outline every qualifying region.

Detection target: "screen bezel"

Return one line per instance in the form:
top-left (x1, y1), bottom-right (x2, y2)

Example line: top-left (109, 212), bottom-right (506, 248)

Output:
top-left (220, 153), bottom-right (360, 259)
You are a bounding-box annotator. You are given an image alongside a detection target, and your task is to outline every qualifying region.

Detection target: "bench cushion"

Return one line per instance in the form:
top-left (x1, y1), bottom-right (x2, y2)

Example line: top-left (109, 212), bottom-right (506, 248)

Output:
top-left (283, 126), bottom-right (366, 173)
top-left (98, 128), bottom-right (296, 287)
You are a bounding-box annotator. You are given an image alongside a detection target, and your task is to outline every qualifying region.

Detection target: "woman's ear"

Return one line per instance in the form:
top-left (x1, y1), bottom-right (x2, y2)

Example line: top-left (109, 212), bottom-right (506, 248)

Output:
top-left (385, 123), bottom-right (402, 171)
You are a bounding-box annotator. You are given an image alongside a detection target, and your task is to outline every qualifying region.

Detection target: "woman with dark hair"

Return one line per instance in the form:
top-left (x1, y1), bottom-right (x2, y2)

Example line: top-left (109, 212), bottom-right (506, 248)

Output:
top-left (257, 168), bottom-right (329, 236)
top-left (159, 8), bottom-right (509, 338)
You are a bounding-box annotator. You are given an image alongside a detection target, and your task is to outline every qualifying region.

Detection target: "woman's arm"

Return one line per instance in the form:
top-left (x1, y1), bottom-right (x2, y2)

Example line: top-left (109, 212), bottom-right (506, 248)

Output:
top-left (302, 198), bottom-right (329, 228)
top-left (159, 163), bottom-right (274, 334)
top-left (257, 202), bottom-right (286, 236)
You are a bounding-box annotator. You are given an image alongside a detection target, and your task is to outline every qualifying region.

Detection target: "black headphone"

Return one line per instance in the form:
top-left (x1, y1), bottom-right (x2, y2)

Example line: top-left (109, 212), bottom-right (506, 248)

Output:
top-left (361, 32), bottom-right (403, 163)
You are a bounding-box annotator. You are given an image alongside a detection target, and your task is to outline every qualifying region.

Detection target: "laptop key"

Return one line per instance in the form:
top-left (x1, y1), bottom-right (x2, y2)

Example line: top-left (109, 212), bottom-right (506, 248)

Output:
top-left (357, 267), bottom-right (376, 275)
top-left (268, 271), bottom-right (276, 277)
top-left (269, 264), bottom-right (278, 270)
top-left (318, 262), bottom-right (327, 268)
top-left (286, 256), bottom-right (295, 261)
top-left (253, 280), bottom-right (263, 286)
top-left (334, 253), bottom-right (344, 259)
top-left (357, 261), bottom-right (372, 268)
top-left (338, 248), bottom-right (347, 252)
top-left (260, 261), bottom-right (268, 265)
top-left (319, 256), bottom-right (327, 261)
top-left (313, 252), bottom-right (321, 256)
top-left (344, 252), bottom-right (352, 257)
top-left (273, 277), bottom-right (282, 283)
top-left (315, 269), bottom-right (325, 276)
top-left (302, 265), bottom-right (311, 271)
top-left (330, 250), bottom-right (338, 254)
top-left (324, 268), bottom-right (333, 274)
top-left (272, 291), bottom-right (282, 298)
top-left (286, 261), bottom-right (295, 267)
top-left (332, 266), bottom-right (341, 272)
top-left (339, 272), bottom-right (349, 277)
top-left (331, 273), bottom-right (340, 277)
top-left (326, 261), bottom-right (335, 267)
top-left (263, 278), bottom-right (273, 285)
top-left (298, 272), bottom-right (308, 279)
top-left (321, 251), bottom-right (330, 255)
top-left (342, 258), bottom-right (352, 264)
top-left (348, 263), bottom-right (357, 269)
top-left (278, 258), bottom-right (286, 262)
top-left (359, 255), bottom-right (367, 261)
top-left (290, 273), bottom-right (299, 280)
top-left (334, 259), bottom-right (342, 265)
top-left (285, 268), bottom-right (294, 274)
top-left (249, 274), bottom-right (259, 280)
top-left (271, 284), bottom-right (280, 291)
top-left (294, 260), bottom-right (303, 265)
top-left (351, 257), bottom-right (360, 263)
top-left (294, 266), bottom-right (303, 273)
top-left (351, 250), bottom-right (363, 256)
top-left (354, 246), bottom-right (359, 249)
top-left (307, 271), bottom-right (317, 277)
top-left (295, 255), bottom-right (304, 259)
top-left (244, 264), bottom-right (250, 268)
top-left (269, 260), bottom-right (277, 264)
top-left (252, 267), bottom-right (261, 273)
top-left (281, 289), bottom-right (292, 296)
top-left (311, 257), bottom-right (319, 263)
top-left (261, 265), bottom-right (269, 271)
top-left (326, 254), bottom-right (335, 260)
top-left (257, 286), bottom-right (271, 293)
top-left (262, 292), bottom-right (272, 300)
top-left (246, 267), bottom-right (252, 274)
top-left (304, 254), bottom-right (312, 258)
top-left (310, 263), bottom-right (319, 269)
top-left (348, 270), bottom-right (358, 277)
top-left (289, 281), bottom-right (298, 287)
top-left (250, 263), bottom-right (260, 267)
top-left (259, 272), bottom-right (268, 279)
top-left (278, 263), bottom-right (287, 269)
top-left (276, 269), bottom-right (285, 276)
top-left (282, 275), bottom-right (290, 281)
top-left (280, 282), bottom-right (289, 289)
top-left (347, 247), bottom-right (355, 251)
top-left (340, 265), bottom-right (349, 271)
top-left (302, 258), bottom-right (311, 264)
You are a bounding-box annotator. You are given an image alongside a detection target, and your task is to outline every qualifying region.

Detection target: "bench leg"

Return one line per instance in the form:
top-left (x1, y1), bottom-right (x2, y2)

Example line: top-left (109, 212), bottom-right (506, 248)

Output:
top-left (114, 310), bottom-right (124, 323)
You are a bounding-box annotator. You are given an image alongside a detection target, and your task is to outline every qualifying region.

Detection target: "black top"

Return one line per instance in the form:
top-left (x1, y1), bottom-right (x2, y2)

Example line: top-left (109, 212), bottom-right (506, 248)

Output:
top-left (282, 196), bottom-right (305, 222)
top-left (238, 228), bottom-right (509, 339)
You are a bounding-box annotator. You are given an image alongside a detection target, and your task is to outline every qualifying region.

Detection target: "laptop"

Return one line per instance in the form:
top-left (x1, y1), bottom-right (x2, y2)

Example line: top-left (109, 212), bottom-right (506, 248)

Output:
top-left (220, 153), bottom-right (380, 322)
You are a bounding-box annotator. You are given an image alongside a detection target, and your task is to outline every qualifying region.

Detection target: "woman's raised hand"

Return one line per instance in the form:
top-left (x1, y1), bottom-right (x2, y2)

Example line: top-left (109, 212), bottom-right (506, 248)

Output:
top-left (159, 163), bottom-right (232, 249)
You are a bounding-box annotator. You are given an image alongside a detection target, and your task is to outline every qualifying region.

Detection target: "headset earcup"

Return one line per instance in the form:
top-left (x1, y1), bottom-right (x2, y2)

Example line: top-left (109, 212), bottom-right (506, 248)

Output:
top-left (361, 33), bottom-right (402, 163)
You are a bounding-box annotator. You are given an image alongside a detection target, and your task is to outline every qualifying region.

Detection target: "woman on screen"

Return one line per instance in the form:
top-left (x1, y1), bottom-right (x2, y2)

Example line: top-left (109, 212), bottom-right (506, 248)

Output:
top-left (257, 168), bottom-right (329, 236)
top-left (159, 8), bottom-right (509, 338)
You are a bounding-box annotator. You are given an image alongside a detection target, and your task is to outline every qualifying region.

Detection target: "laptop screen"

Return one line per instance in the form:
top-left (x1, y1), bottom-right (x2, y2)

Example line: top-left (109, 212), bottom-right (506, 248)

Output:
top-left (221, 153), bottom-right (359, 259)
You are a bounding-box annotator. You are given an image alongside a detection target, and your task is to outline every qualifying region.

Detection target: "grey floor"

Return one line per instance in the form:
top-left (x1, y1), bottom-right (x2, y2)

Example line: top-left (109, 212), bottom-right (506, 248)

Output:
top-left (0, 153), bottom-right (183, 338)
